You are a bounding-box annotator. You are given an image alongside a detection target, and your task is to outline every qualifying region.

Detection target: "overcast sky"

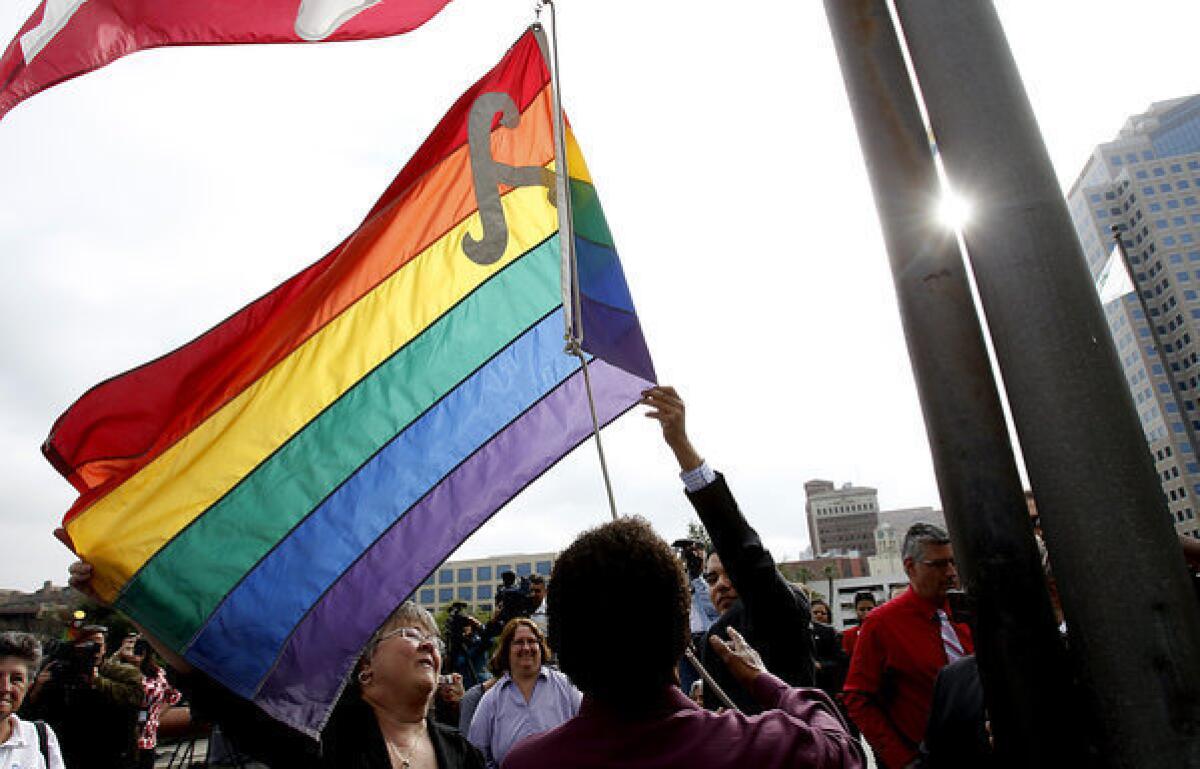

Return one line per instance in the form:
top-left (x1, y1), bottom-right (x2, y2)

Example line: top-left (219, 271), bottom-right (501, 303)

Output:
top-left (1, 1), bottom-right (1197, 592)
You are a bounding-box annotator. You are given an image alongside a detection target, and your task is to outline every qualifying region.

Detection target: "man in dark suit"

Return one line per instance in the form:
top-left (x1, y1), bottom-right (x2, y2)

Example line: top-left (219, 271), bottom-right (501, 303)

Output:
top-left (642, 385), bottom-right (815, 713)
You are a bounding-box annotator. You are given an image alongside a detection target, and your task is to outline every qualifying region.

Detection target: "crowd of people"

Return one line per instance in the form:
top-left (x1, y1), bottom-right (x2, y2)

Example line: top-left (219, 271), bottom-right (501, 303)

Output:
top-left (12, 385), bottom-right (1197, 769)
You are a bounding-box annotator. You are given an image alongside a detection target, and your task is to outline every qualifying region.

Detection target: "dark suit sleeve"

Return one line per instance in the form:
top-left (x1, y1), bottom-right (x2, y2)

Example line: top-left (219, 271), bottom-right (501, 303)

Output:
top-left (686, 473), bottom-right (814, 686)
top-left (919, 656), bottom-right (991, 769)
top-left (182, 671), bottom-right (321, 767)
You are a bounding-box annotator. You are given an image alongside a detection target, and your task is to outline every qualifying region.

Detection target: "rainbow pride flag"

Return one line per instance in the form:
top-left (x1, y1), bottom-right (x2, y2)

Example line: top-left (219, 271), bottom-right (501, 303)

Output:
top-left (43, 25), bottom-right (654, 735)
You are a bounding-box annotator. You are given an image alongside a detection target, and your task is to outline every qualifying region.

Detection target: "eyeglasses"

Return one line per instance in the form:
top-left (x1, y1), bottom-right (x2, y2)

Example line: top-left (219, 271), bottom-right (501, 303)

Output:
top-left (377, 626), bottom-right (444, 653)
top-left (918, 558), bottom-right (957, 570)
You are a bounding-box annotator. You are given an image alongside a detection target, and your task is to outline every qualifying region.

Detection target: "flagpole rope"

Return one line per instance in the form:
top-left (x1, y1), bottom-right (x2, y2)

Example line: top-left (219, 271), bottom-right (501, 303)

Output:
top-left (567, 343), bottom-right (620, 521)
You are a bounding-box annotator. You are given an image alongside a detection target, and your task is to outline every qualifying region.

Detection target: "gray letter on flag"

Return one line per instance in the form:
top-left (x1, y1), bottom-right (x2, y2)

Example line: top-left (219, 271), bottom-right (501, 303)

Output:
top-left (464, 92), bottom-right (556, 266)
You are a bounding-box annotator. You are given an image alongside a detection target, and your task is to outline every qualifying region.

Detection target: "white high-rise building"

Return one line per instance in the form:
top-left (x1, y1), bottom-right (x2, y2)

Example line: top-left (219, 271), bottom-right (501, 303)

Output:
top-left (1067, 95), bottom-right (1200, 538)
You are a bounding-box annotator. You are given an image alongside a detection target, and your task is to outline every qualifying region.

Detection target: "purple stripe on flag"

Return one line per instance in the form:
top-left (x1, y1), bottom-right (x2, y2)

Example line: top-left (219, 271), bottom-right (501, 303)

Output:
top-left (251, 360), bottom-right (651, 735)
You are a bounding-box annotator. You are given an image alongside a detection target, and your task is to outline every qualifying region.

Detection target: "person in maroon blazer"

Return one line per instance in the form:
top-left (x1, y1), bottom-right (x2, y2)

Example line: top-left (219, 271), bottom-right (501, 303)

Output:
top-left (503, 516), bottom-right (864, 769)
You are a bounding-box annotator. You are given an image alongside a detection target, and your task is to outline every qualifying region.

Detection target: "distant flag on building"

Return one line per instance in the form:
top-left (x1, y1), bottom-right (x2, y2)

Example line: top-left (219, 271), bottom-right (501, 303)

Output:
top-left (43, 26), bottom-right (654, 735)
top-left (0, 0), bottom-right (455, 121)
top-left (1096, 241), bottom-right (1137, 305)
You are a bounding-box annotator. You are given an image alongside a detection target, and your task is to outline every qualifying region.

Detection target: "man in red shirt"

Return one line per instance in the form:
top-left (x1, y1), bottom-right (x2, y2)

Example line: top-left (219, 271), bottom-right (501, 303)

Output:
top-left (842, 524), bottom-right (972, 769)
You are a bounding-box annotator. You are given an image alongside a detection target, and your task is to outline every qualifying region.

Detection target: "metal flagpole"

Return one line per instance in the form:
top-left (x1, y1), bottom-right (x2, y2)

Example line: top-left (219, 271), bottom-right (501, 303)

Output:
top-left (822, 2), bottom-right (1078, 763)
top-left (533, 2), bottom-right (582, 346)
top-left (893, 2), bottom-right (1200, 766)
top-left (531, 5), bottom-right (619, 523)
top-left (530, 5), bottom-right (735, 712)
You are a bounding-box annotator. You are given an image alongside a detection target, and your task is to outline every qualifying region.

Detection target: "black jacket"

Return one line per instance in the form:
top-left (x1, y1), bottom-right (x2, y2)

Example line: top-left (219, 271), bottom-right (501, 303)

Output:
top-left (812, 622), bottom-right (848, 696)
top-left (918, 655), bottom-right (995, 769)
top-left (187, 672), bottom-right (484, 769)
top-left (690, 474), bottom-right (815, 713)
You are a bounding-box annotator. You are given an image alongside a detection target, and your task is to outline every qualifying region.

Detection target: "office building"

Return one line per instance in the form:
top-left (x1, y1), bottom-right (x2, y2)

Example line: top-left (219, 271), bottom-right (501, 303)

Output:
top-left (804, 479), bottom-right (879, 556)
top-left (1067, 94), bottom-right (1200, 538)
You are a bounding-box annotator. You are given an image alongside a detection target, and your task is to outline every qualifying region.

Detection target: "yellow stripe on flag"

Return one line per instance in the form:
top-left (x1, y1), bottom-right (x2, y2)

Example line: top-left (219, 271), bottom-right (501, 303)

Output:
top-left (69, 186), bottom-right (560, 602)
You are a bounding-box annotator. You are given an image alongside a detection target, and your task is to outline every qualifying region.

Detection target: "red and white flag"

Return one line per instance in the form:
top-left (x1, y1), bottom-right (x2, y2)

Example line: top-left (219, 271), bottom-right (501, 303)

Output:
top-left (0, 0), bottom-right (453, 120)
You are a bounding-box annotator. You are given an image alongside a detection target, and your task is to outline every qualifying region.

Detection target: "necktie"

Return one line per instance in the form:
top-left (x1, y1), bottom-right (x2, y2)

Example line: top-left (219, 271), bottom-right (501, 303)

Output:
top-left (936, 609), bottom-right (965, 662)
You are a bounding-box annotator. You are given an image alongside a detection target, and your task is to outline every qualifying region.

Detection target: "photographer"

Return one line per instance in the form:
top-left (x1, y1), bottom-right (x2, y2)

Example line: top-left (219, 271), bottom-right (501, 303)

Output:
top-left (23, 625), bottom-right (143, 769)
top-left (445, 603), bottom-right (492, 688)
top-left (486, 571), bottom-right (539, 644)
top-left (673, 538), bottom-right (720, 693)
top-left (643, 386), bottom-right (815, 714)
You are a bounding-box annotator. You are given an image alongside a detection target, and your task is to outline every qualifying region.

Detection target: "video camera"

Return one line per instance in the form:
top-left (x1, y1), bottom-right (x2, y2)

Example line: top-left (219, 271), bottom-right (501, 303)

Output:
top-left (494, 571), bottom-right (535, 622)
top-left (45, 639), bottom-right (101, 685)
top-left (672, 538), bottom-right (707, 581)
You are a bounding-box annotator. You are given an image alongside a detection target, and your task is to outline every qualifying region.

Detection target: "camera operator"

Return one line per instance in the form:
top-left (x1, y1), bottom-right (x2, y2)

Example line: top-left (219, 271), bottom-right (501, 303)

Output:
top-left (673, 538), bottom-right (720, 694)
top-left (445, 603), bottom-right (492, 688)
top-left (23, 625), bottom-right (144, 769)
top-left (489, 571), bottom-right (535, 634)
top-left (643, 386), bottom-right (815, 714)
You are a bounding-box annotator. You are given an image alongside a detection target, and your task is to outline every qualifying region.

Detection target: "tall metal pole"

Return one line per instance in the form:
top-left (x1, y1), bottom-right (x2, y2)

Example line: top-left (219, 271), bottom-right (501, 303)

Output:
top-left (822, 2), bottom-right (1080, 765)
top-left (893, 2), bottom-right (1200, 766)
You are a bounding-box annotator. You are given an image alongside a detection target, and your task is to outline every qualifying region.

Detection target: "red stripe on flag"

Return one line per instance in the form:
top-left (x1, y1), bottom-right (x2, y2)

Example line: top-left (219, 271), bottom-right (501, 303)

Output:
top-left (44, 29), bottom-right (549, 509)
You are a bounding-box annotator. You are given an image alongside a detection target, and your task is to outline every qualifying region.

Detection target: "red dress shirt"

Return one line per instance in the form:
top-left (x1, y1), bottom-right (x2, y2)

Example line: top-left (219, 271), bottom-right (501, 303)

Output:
top-left (842, 587), bottom-right (973, 769)
top-left (502, 673), bottom-right (864, 769)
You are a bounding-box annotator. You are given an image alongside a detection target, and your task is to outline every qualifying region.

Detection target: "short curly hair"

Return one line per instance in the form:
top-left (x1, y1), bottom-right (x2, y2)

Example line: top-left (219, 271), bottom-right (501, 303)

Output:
top-left (0, 632), bottom-right (42, 677)
top-left (548, 517), bottom-right (690, 701)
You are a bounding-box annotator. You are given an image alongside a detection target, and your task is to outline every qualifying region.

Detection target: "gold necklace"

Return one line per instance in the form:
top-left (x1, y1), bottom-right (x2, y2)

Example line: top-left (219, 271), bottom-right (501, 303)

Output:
top-left (384, 721), bottom-right (425, 769)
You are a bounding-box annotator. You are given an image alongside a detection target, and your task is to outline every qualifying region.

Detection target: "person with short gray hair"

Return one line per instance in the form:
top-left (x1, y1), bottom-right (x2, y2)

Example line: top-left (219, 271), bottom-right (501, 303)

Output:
top-left (0, 631), bottom-right (65, 768)
top-left (901, 523), bottom-right (952, 563)
top-left (843, 523), bottom-right (973, 769)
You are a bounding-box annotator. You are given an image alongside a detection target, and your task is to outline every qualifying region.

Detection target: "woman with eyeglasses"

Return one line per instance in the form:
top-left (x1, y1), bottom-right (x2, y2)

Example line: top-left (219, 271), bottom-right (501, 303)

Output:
top-left (67, 561), bottom-right (483, 769)
top-left (466, 618), bottom-right (580, 769)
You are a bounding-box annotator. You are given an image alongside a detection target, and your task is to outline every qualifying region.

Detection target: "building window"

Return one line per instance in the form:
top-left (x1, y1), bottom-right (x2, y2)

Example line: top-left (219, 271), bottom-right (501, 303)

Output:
top-left (458, 568), bottom-right (473, 583)
top-left (477, 566), bottom-right (493, 582)
top-left (536, 560), bottom-right (552, 576)
top-left (439, 569), bottom-right (454, 584)
top-left (477, 585), bottom-right (493, 599)
top-left (440, 588), bottom-right (454, 602)
top-left (420, 589), bottom-right (435, 604)
top-left (458, 587), bottom-right (473, 601)
top-left (516, 563), bottom-right (533, 577)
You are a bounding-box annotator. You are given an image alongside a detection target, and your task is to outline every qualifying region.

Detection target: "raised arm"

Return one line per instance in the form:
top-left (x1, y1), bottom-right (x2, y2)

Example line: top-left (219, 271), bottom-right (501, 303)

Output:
top-left (641, 385), bottom-right (703, 473)
top-left (642, 388), bottom-right (806, 623)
